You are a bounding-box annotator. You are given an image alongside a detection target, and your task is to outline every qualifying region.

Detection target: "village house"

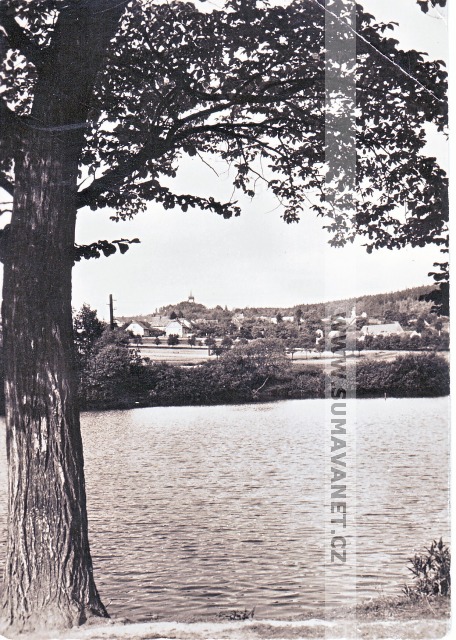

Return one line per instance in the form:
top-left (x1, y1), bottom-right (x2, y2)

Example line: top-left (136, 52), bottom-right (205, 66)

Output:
top-left (321, 306), bottom-right (367, 328)
top-left (165, 318), bottom-right (193, 337)
top-left (231, 312), bottom-right (245, 328)
top-left (360, 321), bottom-right (405, 337)
top-left (145, 315), bottom-right (170, 333)
top-left (270, 315), bottom-right (294, 324)
top-left (124, 320), bottom-right (153, 337)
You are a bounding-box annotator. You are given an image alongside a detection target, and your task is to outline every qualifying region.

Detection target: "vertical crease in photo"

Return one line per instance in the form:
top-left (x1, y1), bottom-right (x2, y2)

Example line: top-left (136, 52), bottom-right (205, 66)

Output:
top-left (323, 0), bottom-right (358, 629)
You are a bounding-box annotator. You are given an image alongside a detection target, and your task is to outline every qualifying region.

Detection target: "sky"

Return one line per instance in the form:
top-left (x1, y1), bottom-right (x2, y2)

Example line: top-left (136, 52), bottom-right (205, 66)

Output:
top-left (1, 1), bottom-right (450, 319)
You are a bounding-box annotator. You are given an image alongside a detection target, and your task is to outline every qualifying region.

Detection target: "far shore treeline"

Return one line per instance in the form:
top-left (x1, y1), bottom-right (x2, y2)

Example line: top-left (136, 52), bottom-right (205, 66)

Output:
top-left (1, 302), bottom-right (448, 415)
top-left (77, 346), bottom-right (449, 411)
top-left (0, 299), bottom-right (449, 415)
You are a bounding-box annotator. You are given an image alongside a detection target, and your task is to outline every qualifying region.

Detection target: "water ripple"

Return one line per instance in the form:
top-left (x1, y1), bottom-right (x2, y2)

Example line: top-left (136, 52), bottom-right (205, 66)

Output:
top-left (0, 397), bottom-right (450, 622)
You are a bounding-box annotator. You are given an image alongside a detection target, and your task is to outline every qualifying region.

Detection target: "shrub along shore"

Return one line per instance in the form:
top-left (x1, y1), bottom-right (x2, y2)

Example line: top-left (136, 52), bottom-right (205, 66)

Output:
top-left (0, 329), bottom-right (449, 415)
top-left (80, 342), bottom-right (448, 411)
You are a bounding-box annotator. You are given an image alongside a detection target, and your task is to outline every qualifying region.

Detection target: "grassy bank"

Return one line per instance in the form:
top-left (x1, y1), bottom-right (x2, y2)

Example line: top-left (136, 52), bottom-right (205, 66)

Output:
top-left (350, 593), bottom-right (450, 621)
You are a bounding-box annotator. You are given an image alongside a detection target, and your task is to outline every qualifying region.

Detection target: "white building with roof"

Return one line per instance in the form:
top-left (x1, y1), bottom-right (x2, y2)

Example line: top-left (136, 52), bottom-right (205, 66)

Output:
top-left (270, 315), bottom-right (294, 324)
top-left (165, 318), bottom-right (193, 337)
top-left (360, 321), bottom-right (404, 337)
top-left (124, 320), bottom-right (153, 337)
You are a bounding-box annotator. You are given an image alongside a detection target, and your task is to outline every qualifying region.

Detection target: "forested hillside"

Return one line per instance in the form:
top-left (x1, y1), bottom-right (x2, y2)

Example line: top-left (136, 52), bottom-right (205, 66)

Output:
top-left (291, 285), bottom-right (437, 327)
top-left (118, 285), bottom-right (439, 328)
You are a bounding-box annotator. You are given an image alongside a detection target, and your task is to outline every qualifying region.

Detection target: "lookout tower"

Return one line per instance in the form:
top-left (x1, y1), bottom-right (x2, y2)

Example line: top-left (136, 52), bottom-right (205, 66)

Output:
top-left (188, 291), bottom-right (195, 303)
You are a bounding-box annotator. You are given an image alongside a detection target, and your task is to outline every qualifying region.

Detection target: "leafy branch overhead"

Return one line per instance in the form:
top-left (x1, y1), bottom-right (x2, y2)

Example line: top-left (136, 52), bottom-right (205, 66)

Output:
top-left (416, 0), bottom-right (446, 13)
top-left (0, 0), bottom-right (448, 252)
top-left (420, 259), bottom-right (449, 316)
top-left (73, 238), bottom-right (140, 262)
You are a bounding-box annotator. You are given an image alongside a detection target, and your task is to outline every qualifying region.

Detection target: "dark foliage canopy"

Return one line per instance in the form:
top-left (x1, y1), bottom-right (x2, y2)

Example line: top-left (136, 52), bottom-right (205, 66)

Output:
top-left (0, 0), bottom-right (448, 256)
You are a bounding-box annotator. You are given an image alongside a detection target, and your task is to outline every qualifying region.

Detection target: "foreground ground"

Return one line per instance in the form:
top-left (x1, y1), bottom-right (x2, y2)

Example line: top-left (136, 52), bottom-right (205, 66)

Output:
top-left (6, 596), bottom-right (450, 640)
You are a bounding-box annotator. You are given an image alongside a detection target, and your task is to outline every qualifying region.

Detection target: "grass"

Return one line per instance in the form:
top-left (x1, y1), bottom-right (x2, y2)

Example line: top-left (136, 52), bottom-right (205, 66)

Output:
top-left (136, 345), bottom-right (215, 364)
top-left (218, 607), bottom-right (255, 621)
top-left (343, 538), bottom-right (451, 623)
top-left (349, 593), bottom-right (450, 621)
top-left (403, 538), bottom-right (451, 599)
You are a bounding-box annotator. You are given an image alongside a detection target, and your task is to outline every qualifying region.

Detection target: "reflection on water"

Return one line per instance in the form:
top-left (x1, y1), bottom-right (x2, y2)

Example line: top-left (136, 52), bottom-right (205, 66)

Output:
top-left (0, 398), bottom-right (449, 621)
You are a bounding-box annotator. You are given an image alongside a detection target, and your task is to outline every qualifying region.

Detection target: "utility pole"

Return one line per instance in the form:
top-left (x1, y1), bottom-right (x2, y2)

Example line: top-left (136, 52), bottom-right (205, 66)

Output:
top-left (108, 294), bottom-right (115, 330)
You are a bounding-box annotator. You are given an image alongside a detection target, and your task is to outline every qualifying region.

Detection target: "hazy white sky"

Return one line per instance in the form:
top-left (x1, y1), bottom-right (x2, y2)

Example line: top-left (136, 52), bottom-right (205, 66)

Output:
top-left (2, 1), bottom-right (450, 319)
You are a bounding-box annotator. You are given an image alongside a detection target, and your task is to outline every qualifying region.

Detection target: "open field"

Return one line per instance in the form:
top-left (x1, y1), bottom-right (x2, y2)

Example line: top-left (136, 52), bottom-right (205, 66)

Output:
top-left (291, 349), bottom-right (450, 367)
top-left (136, 344), bottom-right (215, 364)
top-left (133, 342), bottom-right (450, 367)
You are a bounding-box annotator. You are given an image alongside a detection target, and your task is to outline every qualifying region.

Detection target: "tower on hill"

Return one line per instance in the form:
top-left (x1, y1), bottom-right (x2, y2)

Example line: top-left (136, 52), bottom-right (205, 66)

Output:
top-left (188, 291), bottom-right (195, 303)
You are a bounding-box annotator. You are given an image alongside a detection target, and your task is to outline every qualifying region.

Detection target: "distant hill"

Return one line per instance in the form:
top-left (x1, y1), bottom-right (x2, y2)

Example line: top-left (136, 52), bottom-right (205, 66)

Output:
top-left (292, 285), bottom-right (436, 321)
top-left (158, 301), bottom-right (208, 320)
top-left (231, 286), bottom-right (436, 323)
top-left (116, 285), bottom-right (442, 328)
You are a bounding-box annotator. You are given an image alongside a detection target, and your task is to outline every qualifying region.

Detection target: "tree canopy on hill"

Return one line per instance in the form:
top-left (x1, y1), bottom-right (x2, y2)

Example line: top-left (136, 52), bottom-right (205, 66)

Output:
top-left (291, 285), bottom-right (439, 321)
top-left (158, 300), bottom-right (208, 319)
top-left (132, 285), bottom-right (438, 324)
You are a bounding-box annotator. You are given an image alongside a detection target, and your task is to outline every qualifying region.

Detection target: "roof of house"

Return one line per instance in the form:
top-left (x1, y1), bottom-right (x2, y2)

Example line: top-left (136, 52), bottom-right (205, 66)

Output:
top-left (125, 320), bottom-right (152, 330)
top-left (167, 318), bottom-right (192, 329)
top-left (361, 322), bottom-right (404, 335)
top-left (146, 315), bottom-right (170, 327)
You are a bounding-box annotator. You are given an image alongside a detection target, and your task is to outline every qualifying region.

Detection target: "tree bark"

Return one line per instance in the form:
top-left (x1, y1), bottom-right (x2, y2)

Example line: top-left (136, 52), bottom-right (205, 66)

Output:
top-left (0, 1), bottom-right (128, 633)
top-left (1, 129), bottom-right (107, 635)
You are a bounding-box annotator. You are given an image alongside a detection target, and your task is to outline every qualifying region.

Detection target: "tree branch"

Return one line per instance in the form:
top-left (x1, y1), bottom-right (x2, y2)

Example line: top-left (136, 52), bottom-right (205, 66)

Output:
top-left (176, 77), bottom-right (319, 109)
top-left (0, 174), bottom-right (14, 197)
top-left (0, 97), bottom-right (23, 131)
top-left (0, 7), bottom-right (44, 68)
top-left (77, 143), bottom-right (166, 210)
top-left (30, 0), bottom-right (129, 129)
top-left (173, 122), bottom-right (290, 160)
top-left (77, 115), bottom-right (294, 210)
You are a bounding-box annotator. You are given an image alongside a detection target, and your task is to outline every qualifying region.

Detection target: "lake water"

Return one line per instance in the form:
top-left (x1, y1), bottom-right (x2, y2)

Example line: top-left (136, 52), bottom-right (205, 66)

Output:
top-left (0, 398), bottom-right (450, 621)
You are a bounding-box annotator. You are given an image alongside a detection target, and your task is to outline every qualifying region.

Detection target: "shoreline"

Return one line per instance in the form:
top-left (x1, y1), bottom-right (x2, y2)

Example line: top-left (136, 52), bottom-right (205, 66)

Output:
top-left (0, 350), bottom-right (449, 416)
top-left (0, 393), bottom-right (450, 418)
top-left (76, 391), bottom-right (450, 414)
top-left (3, 596), bottom-right (450, 640)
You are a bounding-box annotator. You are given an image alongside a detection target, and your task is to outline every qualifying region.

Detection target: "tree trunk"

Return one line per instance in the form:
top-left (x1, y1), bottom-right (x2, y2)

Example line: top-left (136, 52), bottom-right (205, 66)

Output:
top-left (0, 1), bottom-right (128, 633)
top-left (1, 129), bottom-right (107, 635)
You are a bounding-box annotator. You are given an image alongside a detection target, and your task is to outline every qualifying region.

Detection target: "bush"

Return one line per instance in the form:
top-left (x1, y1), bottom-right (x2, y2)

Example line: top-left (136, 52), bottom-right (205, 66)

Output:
top-left (386, 353), bottom-right (449, 397)
top-left (354, 360), bottom-right (389, 397)
top-left (79, 328), bottom-right (146, 409)
top-left (356, 353), bottom-right (449, 397)
top-left (69, 338), bottom-right (449, 412)
top-left (403, 538), bottom-right (450, 599)
top-left (290, 368), bottom-right (325, 398)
